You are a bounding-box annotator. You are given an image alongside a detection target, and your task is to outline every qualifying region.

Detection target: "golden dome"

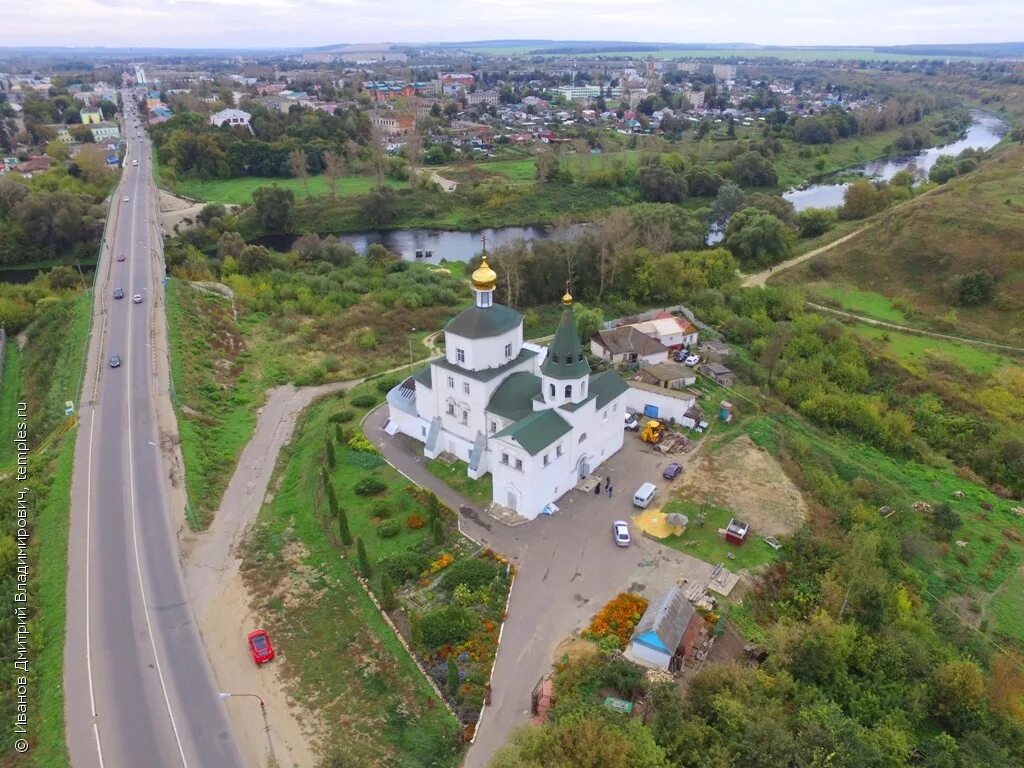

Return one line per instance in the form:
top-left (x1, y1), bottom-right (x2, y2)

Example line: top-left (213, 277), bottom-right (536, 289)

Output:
top-left (471, 258), bottom-right (497, 291)
top-left (562, 290), bottom-right (573, 305)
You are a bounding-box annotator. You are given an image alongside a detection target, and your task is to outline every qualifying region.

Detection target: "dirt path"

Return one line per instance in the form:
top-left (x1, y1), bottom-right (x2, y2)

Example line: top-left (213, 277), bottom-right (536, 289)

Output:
top-left (807, 303), bottom-right (1024, 354)
top-left (741, 227), bottom-right (869, 287)
top-left (183, 381), bottom-right (358, 768)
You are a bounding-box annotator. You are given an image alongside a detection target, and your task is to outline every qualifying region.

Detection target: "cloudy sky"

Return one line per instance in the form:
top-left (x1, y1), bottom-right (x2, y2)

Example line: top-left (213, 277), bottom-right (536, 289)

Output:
top-left (9, 0), bottom-right (1024, 49)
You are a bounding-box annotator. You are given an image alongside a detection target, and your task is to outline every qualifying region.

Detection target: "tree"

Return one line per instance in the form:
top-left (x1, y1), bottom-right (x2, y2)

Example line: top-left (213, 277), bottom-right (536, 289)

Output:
top-left (685, 167), bottom-right (723, 197)
top-left (74, 145), bottom-right (109, 185)
top-left (931, 503), bottom-right (962, 540)
top-left (216, 231), bottom-right (245, 260)
top-left (251, 185), bottom-right (294, 234)
top-left (534, 147), bottom-right (559, 183)
top-left (380, 572), bottom-right (397, 611)
top-left (237, 244), bottom-right (272, 275)
top-left (728, 150), bottom-right (778, 186)
top-left (322, 151), bottom-right (343, 198)
top-left (361, 185), bottom-right (398, 227)
top-left (840, 180), bottom-right (885, 220)
top-left (197, 203), bottom-right (226, 227)
top-left (45, 141), bottom-right (70, 162)
top-left (723, 207), bottom-right (793, 268)
top-left (431, 515), bottom-right (445, 545)
top-left (288, 149), bottom-right (310, 197)
top-left (325, 435), bottom-right (336, 468)
top-left (446, 656), bottom-right (460, 699)
top-left (325, 478), bottom-right (339, 517)
top-left (338, 507), bottom-right (352, 546)
top-left (711, 182), bottom-right (747, 223)
top-left (69, 124), bottom-right (94, 143)
top-left (795, 207), bottom-right (836, 238)
top-left (933, 660), bottom-right (987, 734)
top-left (573, 304), bottom-right (604, 344)
top-left (929, 156), bottom-right (958, 185)
top-left (356, 537), bottom-right (372, 578)
top-left (957, 271), bottom-right (996, 306)
top-left (636, 165), bottom-right (686, 204)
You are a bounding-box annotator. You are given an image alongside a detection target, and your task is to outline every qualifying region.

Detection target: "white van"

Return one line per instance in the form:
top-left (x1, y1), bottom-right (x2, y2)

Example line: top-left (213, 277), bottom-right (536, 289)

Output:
top-left (633, 482), bottom-right (657, 509)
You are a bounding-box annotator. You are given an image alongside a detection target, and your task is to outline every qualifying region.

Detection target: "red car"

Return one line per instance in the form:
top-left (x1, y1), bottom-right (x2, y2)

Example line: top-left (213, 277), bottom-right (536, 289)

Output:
top-left (116, 254), bottom-right (126, 262)
top-left (247, 629), bottom-right (275, 664)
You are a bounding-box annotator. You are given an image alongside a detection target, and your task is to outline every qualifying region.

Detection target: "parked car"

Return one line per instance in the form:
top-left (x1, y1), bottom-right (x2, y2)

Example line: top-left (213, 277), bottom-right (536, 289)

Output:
top-left (684, 355), bottom-right (701, 367)
top-left (624, 414), bottom-right (639, 431)
top-left (132, 294), bottom-right (143, 304)
top-left (674, 350), bottom-right (688, 363)
top-left (113, 288), bottom-right (124, 299)
top-left (247, 628), bottom-right (275, 664)
top-left (109, 355), bottom-right (121, 368)
top-left (663, 462), bottom-right (683, 480)
top-left (612, 520), bottom-right (631, 547)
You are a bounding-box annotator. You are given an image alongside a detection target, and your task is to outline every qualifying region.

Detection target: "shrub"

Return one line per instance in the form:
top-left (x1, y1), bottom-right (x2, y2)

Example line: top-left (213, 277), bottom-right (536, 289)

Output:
top-left (371, 499), bottom-right (391, 519)
top-left (419, 606), bottom-right (478, 649)
top-left (378, 551), bottom-right (431, 583)
top-left (329, 409), bottom-right (354, 424)
top-left (441, 558), bottom-right (503, 594)
top-left (351, 393), bottom-right (378, 408)
top-left (348, 434), bottom-right (377, 454)
top-left (295, 365), bottom-right (326, 386)
top-left (376, 376), bottom-right (400, 393)
top-left (407, 514), bottom-right (426, 529)
top-left (354, 476), bottom-right (387, 496)
top-left (356, 537), bottom-right (372, 577)
top-left (378, 519), bottom-right (401, 538)
top-left (380, 572), bottom-right (397, 611)
top-left (323, 355), bottom-right (342, 373)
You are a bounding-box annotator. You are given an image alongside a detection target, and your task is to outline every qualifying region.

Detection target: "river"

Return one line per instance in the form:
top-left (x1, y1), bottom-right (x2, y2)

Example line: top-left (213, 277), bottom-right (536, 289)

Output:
top-left (782, 111), bottom-right (1007, 211)
top-left (258, 224), bottom-right (587, 264)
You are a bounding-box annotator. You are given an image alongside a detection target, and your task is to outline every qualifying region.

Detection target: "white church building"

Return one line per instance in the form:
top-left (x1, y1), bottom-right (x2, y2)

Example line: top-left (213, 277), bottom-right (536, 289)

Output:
top-left (385, 258), bottom-right (629, 520)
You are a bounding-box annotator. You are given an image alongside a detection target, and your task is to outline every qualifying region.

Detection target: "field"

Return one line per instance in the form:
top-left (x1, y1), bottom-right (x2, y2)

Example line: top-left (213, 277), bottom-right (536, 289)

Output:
top-left (470, 45), bottom-right (968, 62)
top-left (659, 500), bottom-right (782, 571)
top-left (176, 173), bottom-right (408, 205)
top-left (776, 142), bottom-right (1024, 343)
top-left (846, 323), bottom-right (1015, 376)
top-left (815, 286), bottom-right (912, 324)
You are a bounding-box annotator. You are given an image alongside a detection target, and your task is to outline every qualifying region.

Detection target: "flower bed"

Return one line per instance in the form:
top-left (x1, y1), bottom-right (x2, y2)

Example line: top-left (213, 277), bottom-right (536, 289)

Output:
top-left (583, 592), bottom-right (649, 649)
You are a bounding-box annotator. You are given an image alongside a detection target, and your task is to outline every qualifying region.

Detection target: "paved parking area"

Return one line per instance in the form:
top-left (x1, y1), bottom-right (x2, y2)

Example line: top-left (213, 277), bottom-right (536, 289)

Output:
top-left (365, 407), bottom-right (713, 768)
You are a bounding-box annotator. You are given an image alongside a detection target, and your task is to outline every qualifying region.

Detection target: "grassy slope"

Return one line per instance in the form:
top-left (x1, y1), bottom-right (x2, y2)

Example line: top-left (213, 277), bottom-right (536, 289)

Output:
top-left (0, 344), bottom-right (22, 466)
top-left (243, 389), bottom-right (461, 767)
top-left (778, 142), bottom-right (1024, 342)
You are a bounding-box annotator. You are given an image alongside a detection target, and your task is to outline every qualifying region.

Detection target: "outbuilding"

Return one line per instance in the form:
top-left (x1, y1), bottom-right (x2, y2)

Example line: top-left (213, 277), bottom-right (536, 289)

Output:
top-left (625, 585), bottom-right (700, 670)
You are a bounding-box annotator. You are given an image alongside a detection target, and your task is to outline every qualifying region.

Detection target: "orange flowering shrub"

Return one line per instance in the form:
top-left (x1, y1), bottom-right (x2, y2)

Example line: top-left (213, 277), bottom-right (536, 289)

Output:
top-left (583, 592), bottom-right (648, 649)
top-left (430, 553), bottom-right (454, 572)
top-left (407, 514), bottom-right (426, 530)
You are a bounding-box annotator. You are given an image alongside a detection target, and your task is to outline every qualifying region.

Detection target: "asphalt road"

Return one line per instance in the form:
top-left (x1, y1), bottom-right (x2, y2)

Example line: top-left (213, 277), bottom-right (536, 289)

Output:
top-left (63, 91), bottom-right (246, 768)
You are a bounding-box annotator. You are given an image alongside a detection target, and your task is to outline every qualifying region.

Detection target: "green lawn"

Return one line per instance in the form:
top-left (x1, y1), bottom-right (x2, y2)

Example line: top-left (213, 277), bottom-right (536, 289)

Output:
top-left (659, 500), bottom-right (781, 570)
top-left (243, 388), bottom-right (463, 767)
top-left (426, 458), bottom-right (493, 505)
top-left (176, 173), bottom-right (408, 205)
top-left (816, 286), bottom-right (911, 324)
top-left (0, 343), bottom-right (23, 467)
top-left (989, 571), bottom-right (1024, 643)
top-left (846, 324), bottom-right (1012, 376)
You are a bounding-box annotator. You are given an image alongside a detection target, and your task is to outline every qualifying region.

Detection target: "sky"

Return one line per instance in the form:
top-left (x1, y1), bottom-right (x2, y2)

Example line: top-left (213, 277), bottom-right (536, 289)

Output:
top-left (8, 0), bottom-right (1024, 49)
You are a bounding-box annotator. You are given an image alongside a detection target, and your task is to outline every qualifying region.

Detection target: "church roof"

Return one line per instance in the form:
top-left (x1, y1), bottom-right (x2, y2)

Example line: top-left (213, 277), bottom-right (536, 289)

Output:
top-left (540, 305), bottom-right (590, 380)
top-left (590, 370), bottom-right (630, 408)
top-left (434, 346), bottom-right (538, 383)
top-left (412, 366), bottom-right (432, 388)
top-left (487, 372), bottom-right (541, 422)
top-left (445, 303), bottom-right (522, 340)
top-left (492, 409), bottom-right (571, 456)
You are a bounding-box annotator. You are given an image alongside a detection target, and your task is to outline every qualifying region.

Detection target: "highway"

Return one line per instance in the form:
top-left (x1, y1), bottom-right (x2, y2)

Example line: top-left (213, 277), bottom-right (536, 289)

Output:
top-left (63, 91), bottom-right (246, 768)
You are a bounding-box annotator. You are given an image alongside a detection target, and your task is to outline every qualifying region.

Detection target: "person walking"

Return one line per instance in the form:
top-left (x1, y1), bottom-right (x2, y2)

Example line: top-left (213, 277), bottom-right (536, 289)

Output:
top-left (607, 484), bottom-right (613, 497)
top-left (594, 478), bottom-right (602, 496)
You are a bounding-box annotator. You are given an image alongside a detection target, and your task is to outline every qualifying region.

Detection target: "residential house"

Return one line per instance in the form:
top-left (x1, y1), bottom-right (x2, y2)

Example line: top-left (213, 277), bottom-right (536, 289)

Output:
top-left (699, 339), bottom-right (731, 359)
top-left (625, 586), bottom-right (704, 670)
top-left (631, 314), bottom-right (699, 351)
top-left (13, 156), bottom-right (53, 177)
top-left (371, 112), bottom-right (416, 136)
top-left (698, 363), bottom-right (735, 387)
top-left (209, 108), bottom-right (253, 133)
top-left (466, 90), bottom-right (500, 107)
top-left (89, 122), bottom-right (120, 142)
top-left (590, 326), bottom-right (669, 367)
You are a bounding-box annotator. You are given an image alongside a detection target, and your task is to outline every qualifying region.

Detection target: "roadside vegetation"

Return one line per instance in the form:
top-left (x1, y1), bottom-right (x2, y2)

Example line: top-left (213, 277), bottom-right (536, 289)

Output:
top-left (0, 290), bottom-right (91, 767)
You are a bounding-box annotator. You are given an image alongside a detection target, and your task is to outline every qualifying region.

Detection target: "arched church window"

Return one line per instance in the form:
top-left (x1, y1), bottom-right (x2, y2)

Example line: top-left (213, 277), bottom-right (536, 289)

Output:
top-left (564, 384), bottom-right (572, 398)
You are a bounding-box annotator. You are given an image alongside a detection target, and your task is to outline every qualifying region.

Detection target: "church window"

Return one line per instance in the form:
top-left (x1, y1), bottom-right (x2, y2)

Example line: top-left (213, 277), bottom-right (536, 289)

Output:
top-left (447, 376), bottom-right (454, 389)
top-left (490, 421), bottom-right (497, 434)
top-left (582, 381), bottom-right (586, 396)
top-left (456, 347), bottom-right (465, 363)
top-left (446, 402), bottom-right (455, 416)
top-left (515, 458), bottom-right (523, 471)
top-left (579, 432), bottom-right (587, 443)
top-left (549, 383), bottom-right (555, 398)
top-left (543, 454), bottom-right (549, 466)
top-left (578, 352), bottom-right (584, 362)
top-left (612, 402), bottom-right (617, 412)
top-left (461, 410), bottom-right (469, 425)
top-left (556, 444), bottom-right (563, 457)
top-left (551, 353), bottom-right (559, 363)
top-left (504, 343), bottom-right (512, 358)
top-left (463, 382), bottom-right (470, 395)
top-left (564, 384), bottom-right (572, 398)
top-left (603, 409), bottom-right (608, 423)
top-left (501, 452), bottom-right (509, 465)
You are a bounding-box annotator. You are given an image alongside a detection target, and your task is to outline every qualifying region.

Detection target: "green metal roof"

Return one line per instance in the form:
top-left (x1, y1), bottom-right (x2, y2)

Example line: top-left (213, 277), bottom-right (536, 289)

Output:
top-left (445, 303), bottom-right (522, 340)
top-left (433, 347), bottom-right (538, 383)
top-left (486, 372), bottom-right (541, 421)
top-left (492, 409), bottom-right (571, 456)
top-left (590, 370), bottom-right (629, 409)
top-left (412, 366), bottom-right (432, 388)
top-left (540, 305), bottom-right (590, 380)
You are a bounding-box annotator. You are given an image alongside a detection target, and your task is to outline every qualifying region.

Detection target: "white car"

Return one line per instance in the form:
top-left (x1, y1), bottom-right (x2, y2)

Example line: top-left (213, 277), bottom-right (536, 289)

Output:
top-left (624, 414), bottom-right (639, 431)
top-left (123, 196), bottom-right (130, 203)
top-left (612, 521), bottom-right (631, 547)
top-left (132, 159), bottom-right (138, 166)
top-left (684, 354), bottom-right (701, 367)
top-left (133, 294), bottom-right (142, 304)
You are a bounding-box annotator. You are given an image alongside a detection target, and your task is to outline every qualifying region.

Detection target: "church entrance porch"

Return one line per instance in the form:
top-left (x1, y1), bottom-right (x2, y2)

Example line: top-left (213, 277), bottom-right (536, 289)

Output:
top-left (575, 454), bottom-right (592, 479)
top-left (574, 474), bottom-right (604, 494)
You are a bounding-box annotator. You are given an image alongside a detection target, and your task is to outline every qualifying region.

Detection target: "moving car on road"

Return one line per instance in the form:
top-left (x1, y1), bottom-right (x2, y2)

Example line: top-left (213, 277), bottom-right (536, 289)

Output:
top-left (109, 355), bottom-right (121, 368)
top-left (612, 520), bottom-right (631, 547)
top-left (663, 462), bottom-right (682, 480)
top-left (123, 196), bottom-right (130, 203)
top-left (113, 288), bottom-right (125, 300)
top-left (133, 294), bottom-right (143, 304)
top-left (247, 629), bottom-right (275, 664)
top-left (116, 253), bottom-right (125, 262)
